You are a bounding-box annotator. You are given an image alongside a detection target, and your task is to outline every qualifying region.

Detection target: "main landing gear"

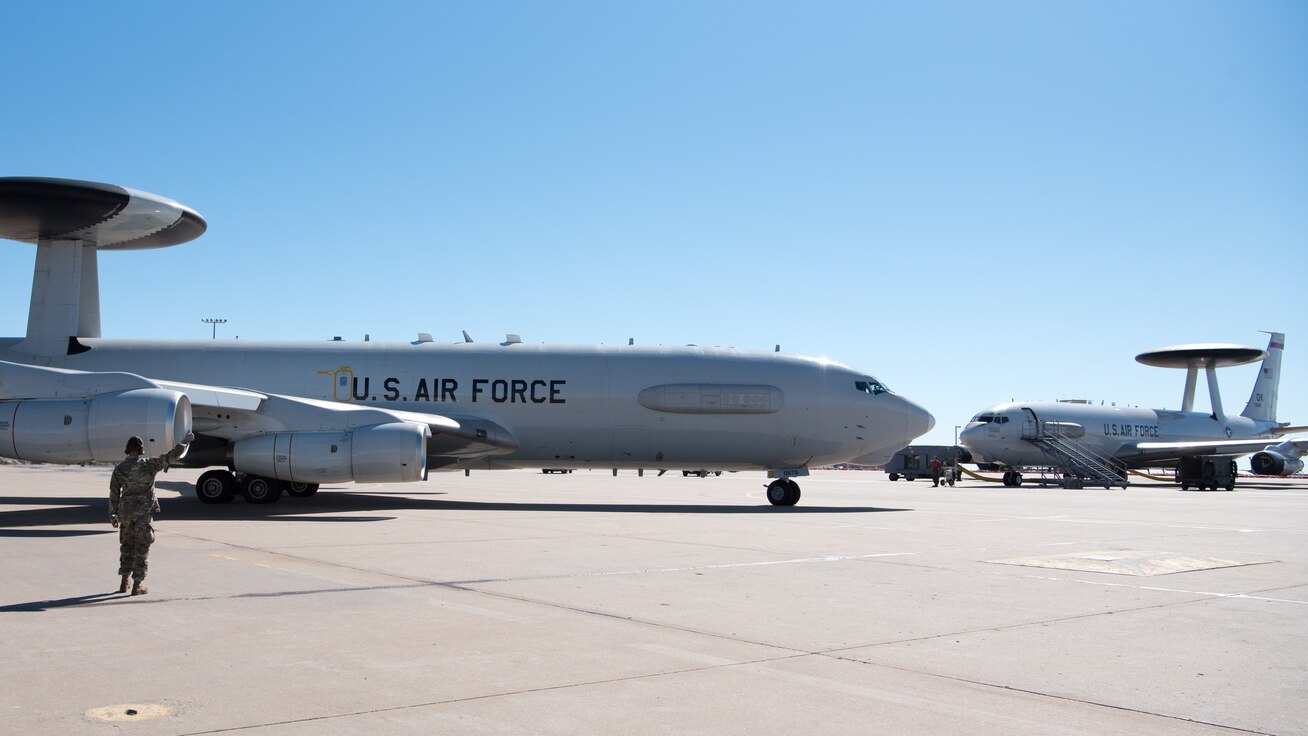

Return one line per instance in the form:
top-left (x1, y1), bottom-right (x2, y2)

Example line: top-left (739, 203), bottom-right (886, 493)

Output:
top-left (194, 469), bottom-right (319, 505)
top-left (766, 478), bottom-right (802, 506)
top-left (1001, 470), bottom-right (1023, 487)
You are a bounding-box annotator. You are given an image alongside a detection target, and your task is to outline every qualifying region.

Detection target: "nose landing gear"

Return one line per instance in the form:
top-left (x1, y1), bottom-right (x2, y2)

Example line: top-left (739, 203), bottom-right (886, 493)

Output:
top-left (766, 478), bottom-right (802, 506)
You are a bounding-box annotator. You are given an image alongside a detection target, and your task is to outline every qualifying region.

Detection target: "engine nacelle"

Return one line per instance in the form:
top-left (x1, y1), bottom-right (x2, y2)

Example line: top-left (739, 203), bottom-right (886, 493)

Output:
top-left (232, 422), bottom-right (428, 484)
top-left (1250, 450), bottom-right (1303, 476)
top-left (0, 389), bottom-right (191, 464)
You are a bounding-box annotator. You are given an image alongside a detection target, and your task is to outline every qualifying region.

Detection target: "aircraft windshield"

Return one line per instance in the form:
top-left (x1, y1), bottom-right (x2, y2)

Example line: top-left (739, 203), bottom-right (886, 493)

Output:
top-left (855, 378), bottom-right (891, 396)
top-left (971, 413), bottom-right (1008, 424)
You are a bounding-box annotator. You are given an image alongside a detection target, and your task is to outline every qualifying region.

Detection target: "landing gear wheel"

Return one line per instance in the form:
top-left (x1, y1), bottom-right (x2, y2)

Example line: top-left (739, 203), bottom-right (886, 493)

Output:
top-left (195, 469), bottom-right (237, 504)
top-left (766, 479), bottom-right (801, 506)
top-left (284, 481), bottom-right (319, 497)
top-left (889, 473), bottom-right (900, 481)
top-left (241, 475), bottom-right (283, 504)
top-left (1012, 472), bottom-right (1023, 487)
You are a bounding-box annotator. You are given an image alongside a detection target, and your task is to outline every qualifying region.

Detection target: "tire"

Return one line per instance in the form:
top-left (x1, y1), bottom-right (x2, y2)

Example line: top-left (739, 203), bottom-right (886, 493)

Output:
top-left (1012, 473), bottom-right (1023, 487)
top-left (196, 470), bottom-right (237, 504)
top-left (241, 475), bottom-right (284, 504)
top-left (284, 481), bottom-right (319, 497)
top-left (767, 479), bottom-right (801, 506)
top-left (889, 473), bottom-right (899, 481)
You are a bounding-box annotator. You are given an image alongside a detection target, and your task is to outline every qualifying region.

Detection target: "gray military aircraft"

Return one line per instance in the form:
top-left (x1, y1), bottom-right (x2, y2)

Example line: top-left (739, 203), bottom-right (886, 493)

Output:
top-left (0, 177), bottom-right (933, 506)
top-left (959, 332), bottom-right (1306, 490)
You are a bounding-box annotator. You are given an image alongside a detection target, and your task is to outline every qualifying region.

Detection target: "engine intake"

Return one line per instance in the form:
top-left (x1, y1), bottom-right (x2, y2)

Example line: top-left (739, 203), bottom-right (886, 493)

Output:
top-left (0, 389), bottom-right (190, 463)
top-left (232, 422), bottom-right (428, 483)
top-left (1251, 450), bottom-right (1303, 476)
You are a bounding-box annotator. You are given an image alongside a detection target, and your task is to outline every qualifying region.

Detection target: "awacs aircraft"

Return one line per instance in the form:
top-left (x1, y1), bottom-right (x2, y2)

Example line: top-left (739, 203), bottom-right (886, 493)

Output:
top-left (0, 177), bottom-right (934, 506)
top-left (959, 333), bottom-right (1307, 490)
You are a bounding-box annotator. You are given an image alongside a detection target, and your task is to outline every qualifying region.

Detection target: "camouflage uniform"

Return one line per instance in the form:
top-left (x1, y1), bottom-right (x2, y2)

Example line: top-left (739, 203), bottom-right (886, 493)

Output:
top-left (109, 442), bottom-right (186, 582)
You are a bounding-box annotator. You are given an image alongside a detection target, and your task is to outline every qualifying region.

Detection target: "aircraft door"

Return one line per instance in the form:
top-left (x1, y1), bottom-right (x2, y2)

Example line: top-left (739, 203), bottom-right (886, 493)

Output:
top-left (1021, 407), bottom-right (1038, 439)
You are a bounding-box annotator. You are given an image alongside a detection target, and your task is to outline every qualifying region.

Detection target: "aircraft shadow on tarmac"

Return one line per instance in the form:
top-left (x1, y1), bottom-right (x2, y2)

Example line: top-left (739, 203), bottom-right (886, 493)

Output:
top-left (0, 480), bottom-right (907, 533)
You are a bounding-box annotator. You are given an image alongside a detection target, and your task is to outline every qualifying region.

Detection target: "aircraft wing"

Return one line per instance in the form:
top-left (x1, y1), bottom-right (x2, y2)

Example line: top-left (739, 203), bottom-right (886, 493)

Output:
top-left (1126, 438), bottom-right (1290, 463)
top-left (1, 361), bottom-right (516, 465)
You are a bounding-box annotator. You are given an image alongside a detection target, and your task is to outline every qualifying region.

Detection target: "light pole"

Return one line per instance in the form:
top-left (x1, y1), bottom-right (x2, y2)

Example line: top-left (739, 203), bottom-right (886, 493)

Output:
top-left (201, 318), bottom-right (227, 339)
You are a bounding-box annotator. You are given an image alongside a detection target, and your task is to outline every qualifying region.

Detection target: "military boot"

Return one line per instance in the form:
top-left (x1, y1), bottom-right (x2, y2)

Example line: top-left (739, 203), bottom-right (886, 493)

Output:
top-left (118, 575), bottom-right (130, 593)
top-left (131, 580), bottom-right (148, 596)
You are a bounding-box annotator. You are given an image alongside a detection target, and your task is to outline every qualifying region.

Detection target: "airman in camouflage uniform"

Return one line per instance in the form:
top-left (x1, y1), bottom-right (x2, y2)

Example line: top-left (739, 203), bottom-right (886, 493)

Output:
top-left (110, 432), bottom-right (193, 595)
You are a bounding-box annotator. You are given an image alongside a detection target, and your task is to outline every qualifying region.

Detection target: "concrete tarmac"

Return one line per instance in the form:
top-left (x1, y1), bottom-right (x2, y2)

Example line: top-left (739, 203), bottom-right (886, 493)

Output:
top-left (2, 464), bottom-right (1305, 735)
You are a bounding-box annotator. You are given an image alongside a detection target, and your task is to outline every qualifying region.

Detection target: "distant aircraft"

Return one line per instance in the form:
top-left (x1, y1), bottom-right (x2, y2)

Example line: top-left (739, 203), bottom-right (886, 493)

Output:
top-left (0, 177), bottom-right (933, 506)
top-left (959, 332), bottom-right (1307, 491)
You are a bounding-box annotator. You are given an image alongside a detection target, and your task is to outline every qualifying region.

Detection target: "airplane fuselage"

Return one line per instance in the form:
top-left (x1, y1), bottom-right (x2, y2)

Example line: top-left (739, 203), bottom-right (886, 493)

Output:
top-left (959, 401), bottom-right (1278, 468)
top-left (0, 337), bottom-right (932, 472)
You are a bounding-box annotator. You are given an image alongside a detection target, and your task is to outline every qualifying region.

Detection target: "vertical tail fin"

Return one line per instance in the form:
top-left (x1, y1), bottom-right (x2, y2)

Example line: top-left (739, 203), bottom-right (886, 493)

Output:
top-left (1241, 332), bottom-right (1283, 422)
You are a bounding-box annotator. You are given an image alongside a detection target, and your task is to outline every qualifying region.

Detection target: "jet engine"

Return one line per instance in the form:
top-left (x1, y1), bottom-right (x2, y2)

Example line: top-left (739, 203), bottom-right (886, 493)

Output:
top-left (1250, 450), bottom-right (1304, 476)
top-left (0, 389), bottom-right (191, 463)
top-left (232, 422), bottom-right (428, 483)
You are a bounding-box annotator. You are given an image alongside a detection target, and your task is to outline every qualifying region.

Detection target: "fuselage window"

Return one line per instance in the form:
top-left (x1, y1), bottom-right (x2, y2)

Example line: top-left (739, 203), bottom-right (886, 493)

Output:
top-left (855, 379), bottom-right (891, 396)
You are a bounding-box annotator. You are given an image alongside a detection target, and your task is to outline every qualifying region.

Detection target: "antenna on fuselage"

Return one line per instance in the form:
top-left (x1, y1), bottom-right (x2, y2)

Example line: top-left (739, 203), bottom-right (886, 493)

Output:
top-left (1135, 342), bottom-right (1266, 420)
top-left (0, 177), bottom-right (206, 356)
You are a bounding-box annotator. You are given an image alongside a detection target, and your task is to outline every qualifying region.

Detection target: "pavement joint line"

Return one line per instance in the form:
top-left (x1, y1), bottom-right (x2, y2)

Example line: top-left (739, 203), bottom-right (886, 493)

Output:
top-left (139, 570), bottom-right (1273, 736)
top-left (985, 570), bottom-right (1308, 605)
top-left (175, 528), bottom-right (928, 584)
top-left (584, 551), bottom-right (918, 577)
top-left (816, 585), bottom-right (1260, 658)
top-left (171, 652), bottom-right (816, 735)
top-left (823, 655), bottom-right (1277, 736)
top-left (910, 508), bottom-right (1306, 534)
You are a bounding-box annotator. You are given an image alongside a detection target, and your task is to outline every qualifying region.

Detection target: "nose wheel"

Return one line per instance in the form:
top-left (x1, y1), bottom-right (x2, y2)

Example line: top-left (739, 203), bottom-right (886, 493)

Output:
top-left (766, 478), bottom-right (802, 506)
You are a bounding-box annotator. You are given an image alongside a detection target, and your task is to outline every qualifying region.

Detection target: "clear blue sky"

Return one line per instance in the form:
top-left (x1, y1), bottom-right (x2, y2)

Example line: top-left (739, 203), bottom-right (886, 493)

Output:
top-left (2, 1), bottom-right (1304, 445)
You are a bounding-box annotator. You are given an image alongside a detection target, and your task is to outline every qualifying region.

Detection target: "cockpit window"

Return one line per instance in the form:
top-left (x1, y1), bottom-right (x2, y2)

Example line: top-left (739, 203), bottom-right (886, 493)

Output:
top-left (971, 413), bottom-right (1008, 424)
top-left (855, 379), bottom-right (891, 396)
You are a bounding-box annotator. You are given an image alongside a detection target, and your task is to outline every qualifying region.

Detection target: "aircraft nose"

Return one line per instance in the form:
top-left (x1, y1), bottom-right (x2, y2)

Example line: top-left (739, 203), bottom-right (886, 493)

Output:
top-left (887, 393), bottom-right (935, 441)
top-left (958, 424), bottom-right (988, 461)
top-left (898, 395), bottom-right (934, 438)
top-left (959, 424), bottom-right (978, 449)
top-left (844, 393), bottom-right (936, 467)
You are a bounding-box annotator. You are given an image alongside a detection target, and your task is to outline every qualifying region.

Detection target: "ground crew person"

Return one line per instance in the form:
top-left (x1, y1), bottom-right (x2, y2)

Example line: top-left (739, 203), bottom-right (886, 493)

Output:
top-left (110, 431), bottom-right (194, 595)
top-left (930, 456), bottom-right (943, 486)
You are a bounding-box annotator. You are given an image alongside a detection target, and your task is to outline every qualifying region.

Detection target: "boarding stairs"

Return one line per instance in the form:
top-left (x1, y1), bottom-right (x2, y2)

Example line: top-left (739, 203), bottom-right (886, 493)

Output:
top-left (1021, 421), bottom-right (1128, 489)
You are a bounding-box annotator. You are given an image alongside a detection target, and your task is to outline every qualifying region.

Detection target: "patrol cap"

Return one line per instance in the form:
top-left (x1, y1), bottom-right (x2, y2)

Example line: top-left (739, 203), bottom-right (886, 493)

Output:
top-left (125, 436), bottom-right (145, 454)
